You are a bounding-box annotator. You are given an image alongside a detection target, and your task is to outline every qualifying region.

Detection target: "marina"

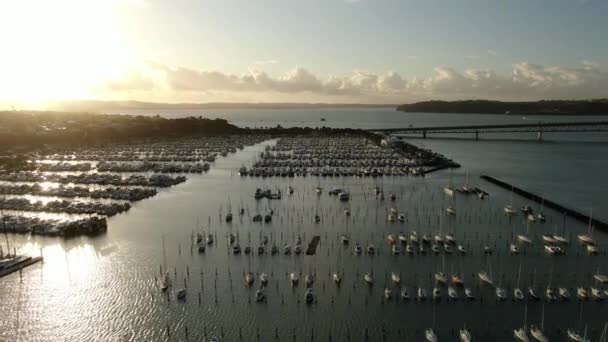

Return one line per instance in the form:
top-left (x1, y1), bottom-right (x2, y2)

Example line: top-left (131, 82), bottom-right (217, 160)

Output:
top-left (1, 129), bottom-right (607, 341)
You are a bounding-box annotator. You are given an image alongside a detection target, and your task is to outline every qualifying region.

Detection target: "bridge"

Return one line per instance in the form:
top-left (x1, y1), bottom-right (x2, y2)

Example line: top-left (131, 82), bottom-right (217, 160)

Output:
top-left (367, 120), bottom-right (608, 141)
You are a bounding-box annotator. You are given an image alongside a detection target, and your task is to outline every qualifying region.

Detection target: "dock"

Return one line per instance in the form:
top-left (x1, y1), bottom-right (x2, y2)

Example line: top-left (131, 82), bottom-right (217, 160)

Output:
top-left (305, 236), bottom-right (321, 255)
top-left (0, 256), bottom-right (43, 278)
top-left (480, 175), bottom-right (608, 231)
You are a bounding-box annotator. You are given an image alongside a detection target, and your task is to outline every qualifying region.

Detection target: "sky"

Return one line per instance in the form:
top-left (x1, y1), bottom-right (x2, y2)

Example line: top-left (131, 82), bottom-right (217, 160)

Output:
top-left (1, 0), bottom-right (608, 108)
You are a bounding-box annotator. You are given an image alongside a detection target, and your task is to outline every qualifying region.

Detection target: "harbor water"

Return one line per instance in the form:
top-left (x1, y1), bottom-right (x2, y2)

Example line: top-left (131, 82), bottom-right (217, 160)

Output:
top-left (1, 109), bottom-right (608, 341)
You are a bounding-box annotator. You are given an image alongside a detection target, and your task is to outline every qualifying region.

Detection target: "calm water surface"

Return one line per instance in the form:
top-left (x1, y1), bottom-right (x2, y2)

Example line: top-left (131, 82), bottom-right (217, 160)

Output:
top-left (1, 109), bottom-right (607, 341)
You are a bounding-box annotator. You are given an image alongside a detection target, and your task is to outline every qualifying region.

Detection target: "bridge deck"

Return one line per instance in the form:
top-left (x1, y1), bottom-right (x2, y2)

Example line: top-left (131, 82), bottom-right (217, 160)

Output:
top-left (368, 121), bottom-right (608, 133)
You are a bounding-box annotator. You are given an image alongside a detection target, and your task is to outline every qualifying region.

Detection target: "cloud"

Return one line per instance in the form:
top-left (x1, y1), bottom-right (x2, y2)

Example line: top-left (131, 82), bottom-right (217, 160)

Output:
top-left (487, 49), bottom-right (497, 56)
top-left (97, 61), bottom-right (608, 102)
top-left (253, 59), bottom-right (279, 66)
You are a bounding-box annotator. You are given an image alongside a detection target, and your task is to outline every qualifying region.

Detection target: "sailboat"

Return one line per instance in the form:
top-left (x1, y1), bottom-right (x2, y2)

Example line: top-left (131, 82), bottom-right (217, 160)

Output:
top-left (514, 262), bottom-right (525, 301)
top-left (518, 220), bottom-right (533, 244)
top-left (514, 305), bottom-right (530, 341)
top-left (426, 305), bottom-right (439, 341)
top-left (443, 169), bottom-right (455, 197)
top-left (577, 209), bottom-right (595, 244)
top-left (536, 197), bottom-right (546, 222)
top-left (530, 304), bottom-right (548, 342)
top-left (567, 303), bottom-right (589, 341)
top-left (505, 185), bottom-right (517, 215)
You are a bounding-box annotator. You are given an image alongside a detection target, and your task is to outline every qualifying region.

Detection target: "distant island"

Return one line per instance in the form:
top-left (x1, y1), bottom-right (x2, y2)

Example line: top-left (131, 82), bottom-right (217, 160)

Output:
top-left (396, 99), bottom-right (608, 115)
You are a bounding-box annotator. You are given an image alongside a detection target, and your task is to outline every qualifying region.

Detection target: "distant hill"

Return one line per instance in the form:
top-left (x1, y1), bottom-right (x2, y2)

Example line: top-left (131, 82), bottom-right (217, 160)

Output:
top-left (48, 100), bottom-right (396, 112)
top-left (396, 99), bottom-right (608, 115)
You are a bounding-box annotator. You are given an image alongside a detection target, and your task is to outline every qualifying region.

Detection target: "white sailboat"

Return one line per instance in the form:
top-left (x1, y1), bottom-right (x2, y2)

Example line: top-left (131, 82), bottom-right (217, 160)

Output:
top-left (530, 304), bottom-right (548, 342)
top-left (514, 305), bottom-right (530, 342)
top-left (577, 209), bottom-right (595, 244)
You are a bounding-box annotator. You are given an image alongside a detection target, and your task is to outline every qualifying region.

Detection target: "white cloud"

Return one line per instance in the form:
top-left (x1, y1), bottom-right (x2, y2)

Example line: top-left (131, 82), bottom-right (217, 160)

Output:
top-left (96, 61), bottom-right (608, 103)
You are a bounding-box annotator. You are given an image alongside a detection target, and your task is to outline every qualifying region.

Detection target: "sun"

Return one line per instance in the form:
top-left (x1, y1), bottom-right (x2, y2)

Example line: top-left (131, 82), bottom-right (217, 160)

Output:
top-left (0, 0), bottom-right (135, 108)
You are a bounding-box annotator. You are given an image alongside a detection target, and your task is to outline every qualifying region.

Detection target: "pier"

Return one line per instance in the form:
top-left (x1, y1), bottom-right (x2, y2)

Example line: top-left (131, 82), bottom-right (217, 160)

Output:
top-left (481, 175), bottom-right (608, 231)
top-left (0, 256), bottom-right (43, 278)
top-left (368, 120), bottom-right (608, 141)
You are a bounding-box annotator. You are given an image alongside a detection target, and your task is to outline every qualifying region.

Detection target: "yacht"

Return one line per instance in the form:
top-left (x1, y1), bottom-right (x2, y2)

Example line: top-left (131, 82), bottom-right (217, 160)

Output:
top-left (528, 287), bottom-right (540, 301)
top-left (459, 328), bottom-right (471, 342)
top-left (432, 287), bottom-right (441, 300)
top-left (391, 244), bottom-right (401, 255)
top-left (451, 274), bottom-right (463, 287)
top-left (304, 288), bottom-right (315, 303)
top-left (448, 286), bottom-right (458, 300)
top-left (176, 288), bottom-right (187, 301)
top-left (260, 273), bottom-right (269, 286)
top-left (417, 287), bottom-right (427, 301)
top-left (161, 272), bottom-right (171, 292)
top-left (425, 329), bottom-right (438, 342)
top-left (504, 205), bottom-right (517, 215)
top-left (530, 325), bottom-right (548, 342)
top-left (364, 272), bottom-right (374, 285)
top-left (478, 271), bottom-right (494, 286)
top-left (255, 288), bottom-right (266, 302)
top-left (510, 243), bottom-right (520, 255)
top-left (496, 287), bottom-right (507, 301)
top-left (305, 274), bottom-right (315, 287)
top-left (567, 329), bottom-right (589, 342)
top-left (391, 272), bottom-right (401, 284)
top-left (400, 287), bottom-right (410, 300)
top-left (464, 288), bottom-right (474, 300)
top-left (576, 287), bottom-right (588, 301)
top-left (290, 272), bottom-right (299, 286)
top-left (518, 234), bottom-right (533, 244)
top-left (435, 272), bottom-right (448, 284)
top-left (457, 244), bottom-right (466, 254)
top-left (366, 243), bottom-right (375, 255)
top-left (245, 272), bottom-right (255, 286)
top-left (384, 287), bottom-right (393, 300)
top-left (354, 243), bottom-right (362, 255)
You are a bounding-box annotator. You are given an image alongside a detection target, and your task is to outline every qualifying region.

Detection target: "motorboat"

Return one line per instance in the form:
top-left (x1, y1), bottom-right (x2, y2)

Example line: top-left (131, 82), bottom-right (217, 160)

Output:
top-left (290, 272), bottom-right (299, 286)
